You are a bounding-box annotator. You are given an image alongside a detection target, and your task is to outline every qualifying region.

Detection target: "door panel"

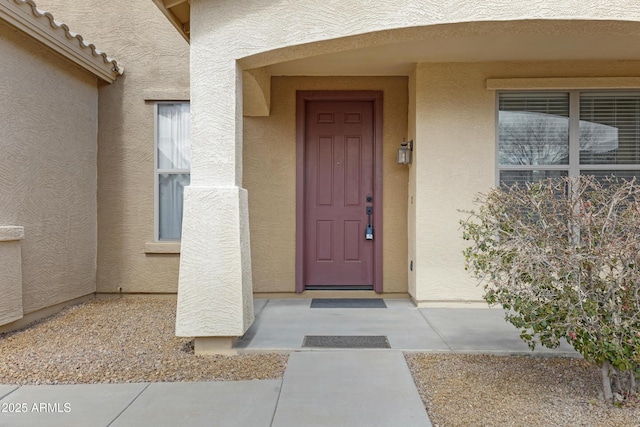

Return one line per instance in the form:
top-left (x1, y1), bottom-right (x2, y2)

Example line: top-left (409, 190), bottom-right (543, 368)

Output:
top-left (304, 100), bottom-right (374, 288)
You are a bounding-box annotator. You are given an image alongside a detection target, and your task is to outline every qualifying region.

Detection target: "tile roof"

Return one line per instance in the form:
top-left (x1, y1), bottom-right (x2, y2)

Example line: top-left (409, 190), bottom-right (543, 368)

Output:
top-left (1, 0), bottom-right (123, 82)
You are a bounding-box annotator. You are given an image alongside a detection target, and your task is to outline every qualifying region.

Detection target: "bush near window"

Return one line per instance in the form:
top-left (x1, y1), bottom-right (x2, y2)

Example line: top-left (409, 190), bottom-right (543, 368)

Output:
top-left (461, 175), bottom-right (640, 403)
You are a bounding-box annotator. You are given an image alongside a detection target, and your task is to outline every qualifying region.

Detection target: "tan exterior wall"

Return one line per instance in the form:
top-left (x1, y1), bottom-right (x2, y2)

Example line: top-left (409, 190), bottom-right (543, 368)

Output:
top-left (0, 19), bottom-right (98, 314)
top-left (411, 60), bottom-right (640, 304)
top-left (244, 76), bottom-right (408, 293)
top-left (37, 0), bottom-right (190, 293)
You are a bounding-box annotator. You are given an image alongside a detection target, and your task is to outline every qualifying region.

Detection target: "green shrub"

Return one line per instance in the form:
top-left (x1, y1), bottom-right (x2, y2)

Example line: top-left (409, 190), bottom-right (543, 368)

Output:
top-left (461, 175), bottom-right (640, 403)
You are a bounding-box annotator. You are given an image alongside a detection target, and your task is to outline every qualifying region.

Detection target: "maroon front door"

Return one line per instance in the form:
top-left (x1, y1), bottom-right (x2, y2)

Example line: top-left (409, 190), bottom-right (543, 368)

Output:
top-left (303, 100), bottom-right (375, 288)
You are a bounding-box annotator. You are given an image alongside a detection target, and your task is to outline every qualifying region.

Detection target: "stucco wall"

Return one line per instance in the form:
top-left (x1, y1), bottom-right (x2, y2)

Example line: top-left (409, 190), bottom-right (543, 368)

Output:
top-left (37, 0), bottom-right (190, 293)
top-left (244, 76), bottom-right (408, 293)
top-left (411, 60), bottom-right (640, 304)
top-left (194, 0), bottom-right (640, 71)
top-left (0, 19), bottom-right (98, 314)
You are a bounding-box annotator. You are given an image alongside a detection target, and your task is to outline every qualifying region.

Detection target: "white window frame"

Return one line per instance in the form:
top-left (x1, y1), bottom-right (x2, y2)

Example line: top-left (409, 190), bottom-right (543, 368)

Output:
top-left (154, 101), bottom-right (190, 242)
top-left (496, 90), bottom-right (640, 186)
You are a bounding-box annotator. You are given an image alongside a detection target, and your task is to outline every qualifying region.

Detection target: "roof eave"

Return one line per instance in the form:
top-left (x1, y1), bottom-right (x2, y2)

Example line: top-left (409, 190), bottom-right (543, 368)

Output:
top-left (152, 0), bottom-right (190, 43)
top-left (0, 0), bottom-right (123, 83)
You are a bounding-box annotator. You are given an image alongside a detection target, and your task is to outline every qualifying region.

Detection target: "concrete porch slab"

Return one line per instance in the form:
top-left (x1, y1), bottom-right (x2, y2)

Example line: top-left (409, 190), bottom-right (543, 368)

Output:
top-left (238, 299), bottom-right (580, 356)
top-left (253, 298), bottom-right (269, 316)
top-left (237, 299), bottom-right (449, 351)
top-left (420, 308), bottom-right (580, 355)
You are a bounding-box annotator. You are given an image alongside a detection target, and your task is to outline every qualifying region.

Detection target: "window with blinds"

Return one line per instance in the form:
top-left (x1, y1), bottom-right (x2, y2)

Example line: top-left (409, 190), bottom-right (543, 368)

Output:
top-left (497, 91), bottom-right (640, 186)
top-left (498, 92), bottom-right (569, 167)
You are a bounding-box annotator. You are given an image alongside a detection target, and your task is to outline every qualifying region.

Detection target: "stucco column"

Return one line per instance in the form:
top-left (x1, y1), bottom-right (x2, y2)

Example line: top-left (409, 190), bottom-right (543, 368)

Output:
top-left (175, 57), bottom-right (254, 353)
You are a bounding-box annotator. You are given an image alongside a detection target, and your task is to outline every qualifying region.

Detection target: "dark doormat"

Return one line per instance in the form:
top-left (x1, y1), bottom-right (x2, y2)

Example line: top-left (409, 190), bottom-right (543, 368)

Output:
top-left (310, 298), bottom-right (387, 308)
top-left (303, 335), bottom-right (391, 349)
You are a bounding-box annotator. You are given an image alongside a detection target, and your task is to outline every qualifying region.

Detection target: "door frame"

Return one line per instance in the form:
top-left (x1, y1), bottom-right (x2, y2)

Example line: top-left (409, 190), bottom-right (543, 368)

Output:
top-left (295, 90), bottom-right (383, 293)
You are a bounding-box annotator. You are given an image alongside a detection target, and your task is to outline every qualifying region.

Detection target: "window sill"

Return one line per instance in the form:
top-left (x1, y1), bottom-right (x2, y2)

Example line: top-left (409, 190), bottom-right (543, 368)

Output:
top-left (144, 242), bottom-right (181, 254)
top-left (0, 226), bottom-right (24, 242)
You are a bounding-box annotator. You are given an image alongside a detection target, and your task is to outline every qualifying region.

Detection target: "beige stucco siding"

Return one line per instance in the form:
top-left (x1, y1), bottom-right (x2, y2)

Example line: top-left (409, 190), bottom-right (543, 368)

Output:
top-left (245, 76), bottom-right (408, 293)
top-left (37, 0), bottom-right (190, 293)
top-left (198, 1), bottom-right (640, 72)
top-left (0, 19), bottom-right (98, 314)
top-left (411, 60), bottom-right (640, 304)
top-left (412, 63), bottom-right (495, 303)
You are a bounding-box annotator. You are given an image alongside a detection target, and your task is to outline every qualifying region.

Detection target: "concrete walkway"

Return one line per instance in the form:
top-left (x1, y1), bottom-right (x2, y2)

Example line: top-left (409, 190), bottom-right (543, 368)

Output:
top-left (237, 298), bottom-right (578, 354)
top-left (0, 299), bottom-right (579, 426)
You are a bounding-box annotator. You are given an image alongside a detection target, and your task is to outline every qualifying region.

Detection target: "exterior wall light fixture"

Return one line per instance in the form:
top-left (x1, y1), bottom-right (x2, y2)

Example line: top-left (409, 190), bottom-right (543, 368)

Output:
top-left (397, 138), bottom-right (413, 164)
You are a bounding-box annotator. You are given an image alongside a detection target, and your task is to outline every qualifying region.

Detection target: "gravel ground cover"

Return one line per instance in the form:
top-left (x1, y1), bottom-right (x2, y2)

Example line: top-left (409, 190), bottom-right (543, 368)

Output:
top-left (0, 298), bottom-right (287, 385)
top-left (406, 353), bottom-right (640, 427)
top-left (3, 298), bottom-right (639, 426)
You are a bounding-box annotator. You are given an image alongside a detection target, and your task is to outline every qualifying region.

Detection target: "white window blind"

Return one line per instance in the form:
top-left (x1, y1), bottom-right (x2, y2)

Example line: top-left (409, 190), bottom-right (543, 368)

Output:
top-left (498, 92), bottom-right (569, 166)
top-left (580, 93), bottom-right (640, 166)
top-left (497, 91), bottom-right (640, 186)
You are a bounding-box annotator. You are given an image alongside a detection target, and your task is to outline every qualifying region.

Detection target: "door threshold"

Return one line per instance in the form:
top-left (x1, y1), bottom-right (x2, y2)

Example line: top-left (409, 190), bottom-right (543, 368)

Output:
top-left (254, 291), bottom-right (410, 299)
top-left (310, 298), bottom-right (387, 308)
top-left (304, 286), bottom-right (374, 291)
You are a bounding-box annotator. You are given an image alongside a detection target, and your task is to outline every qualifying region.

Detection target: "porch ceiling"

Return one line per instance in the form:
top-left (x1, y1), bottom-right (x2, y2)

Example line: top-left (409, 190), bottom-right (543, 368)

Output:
top-left (266, 21), bottom-right (640, 76)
